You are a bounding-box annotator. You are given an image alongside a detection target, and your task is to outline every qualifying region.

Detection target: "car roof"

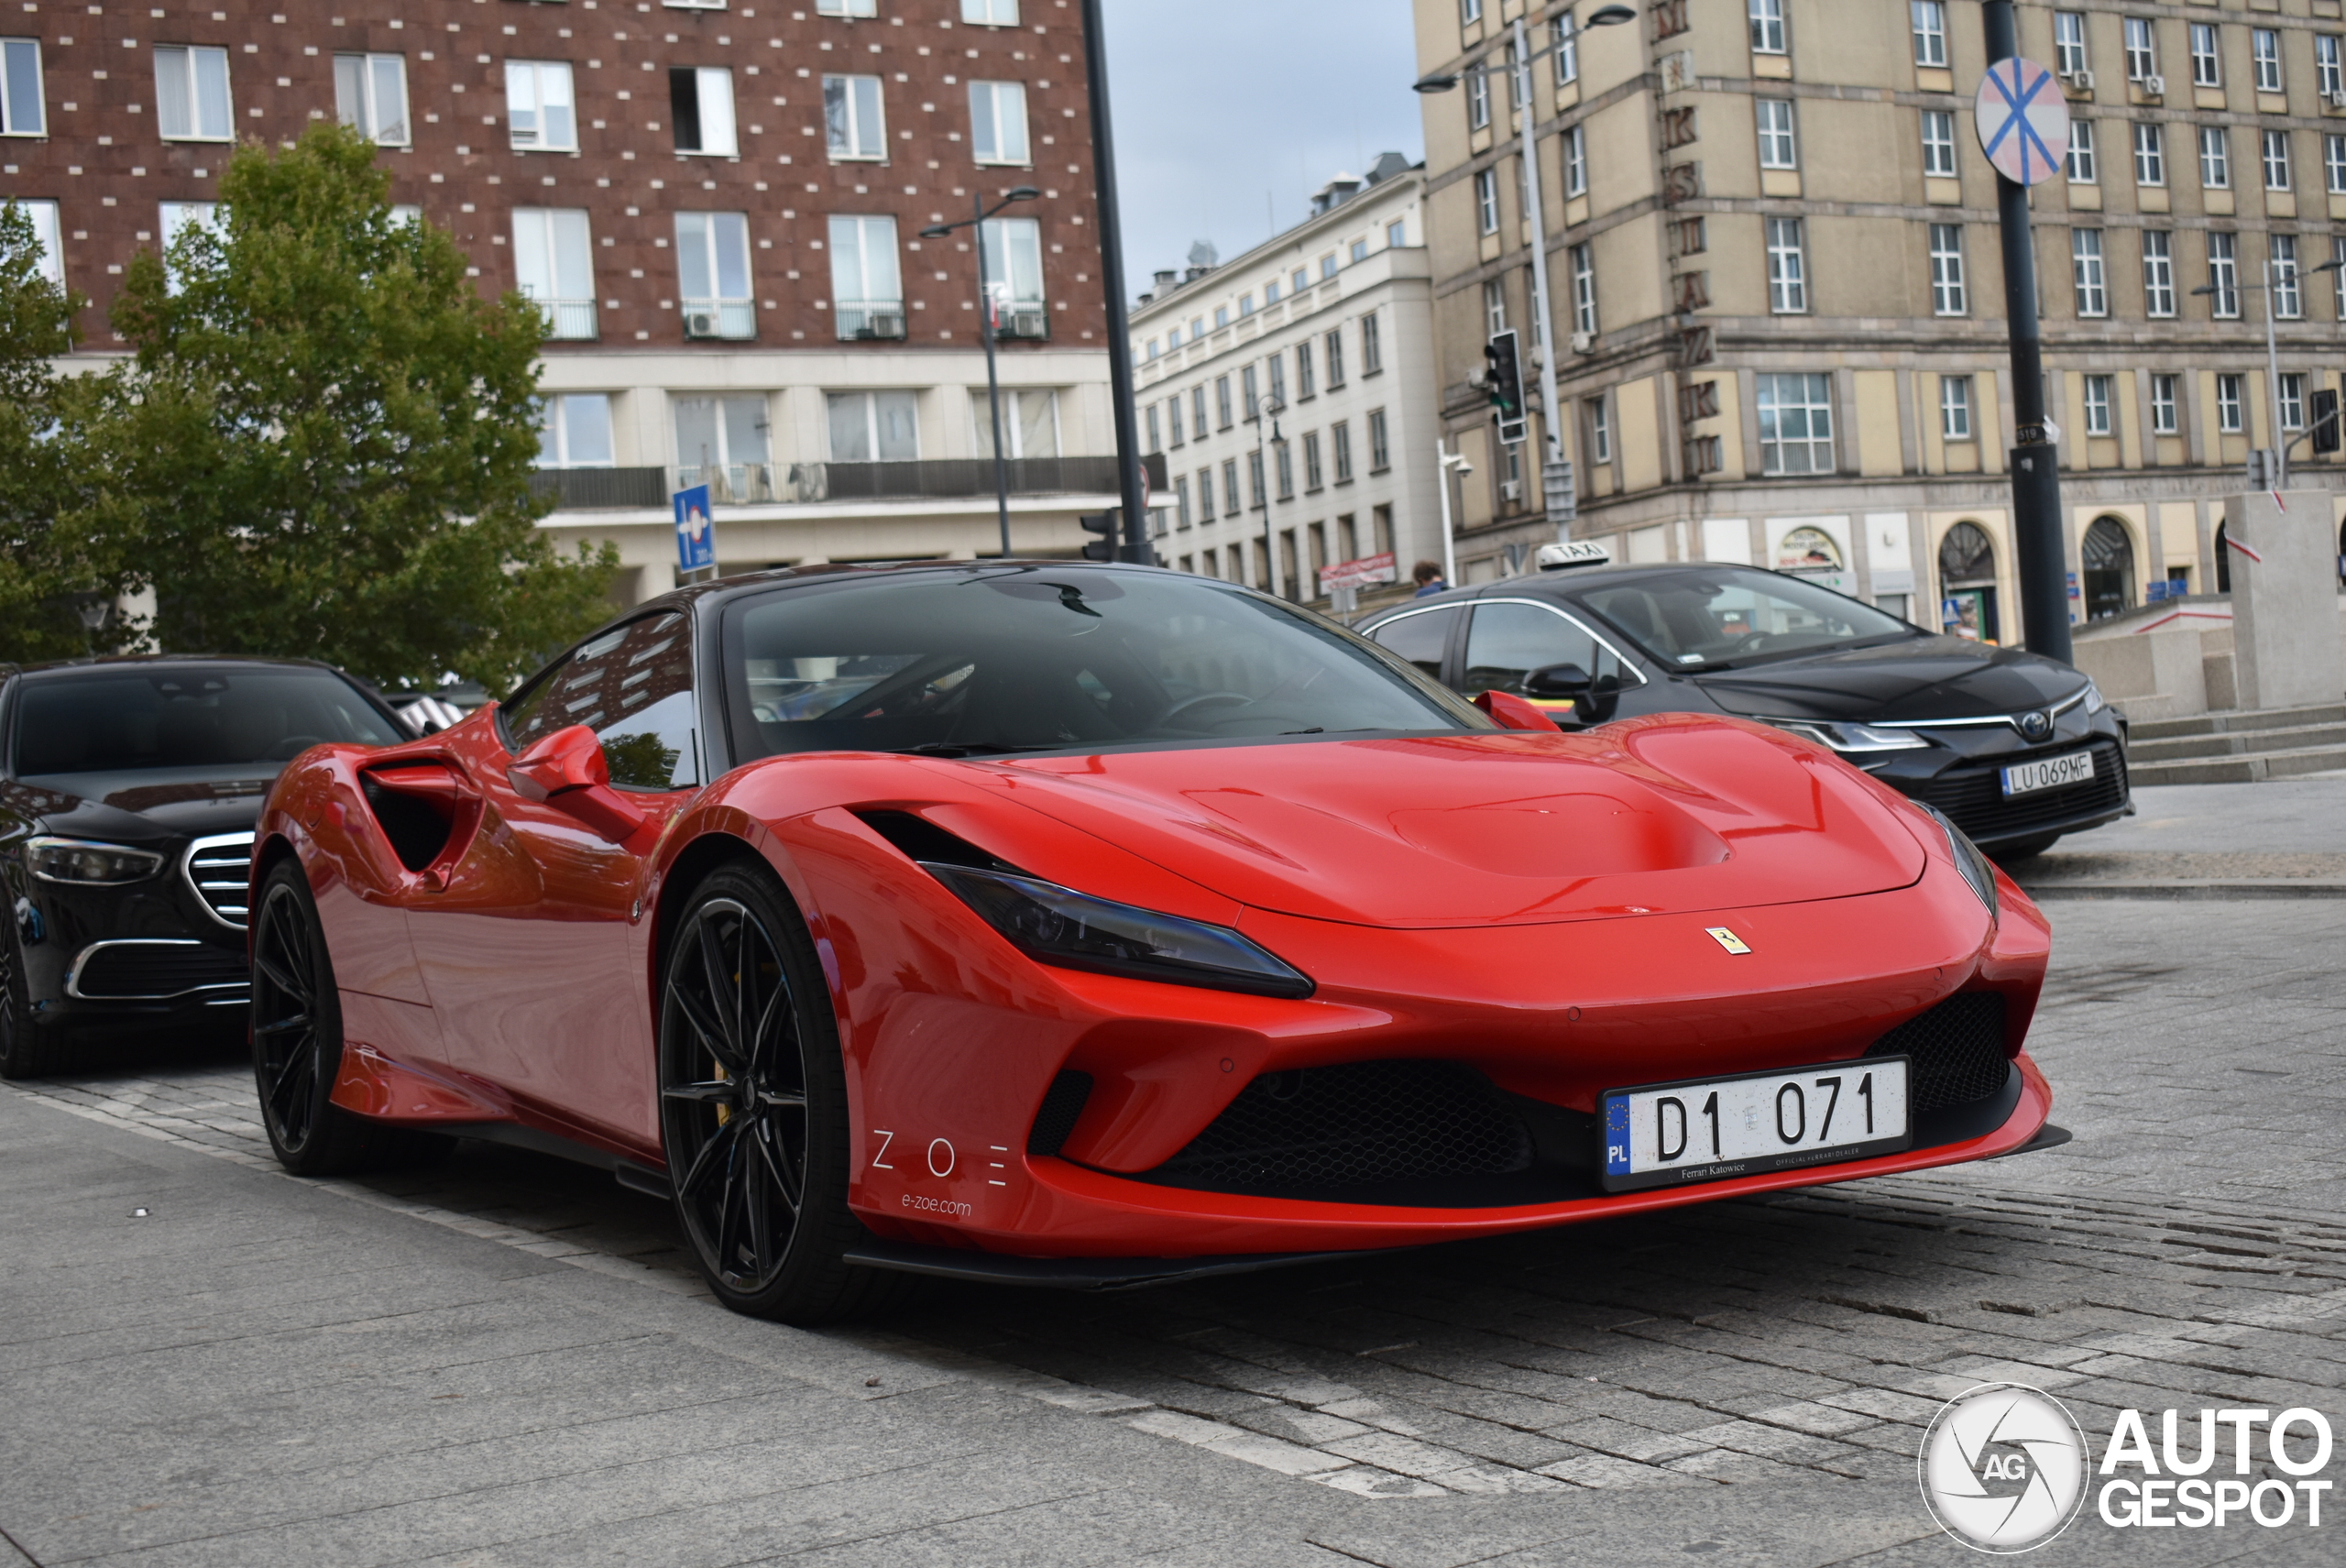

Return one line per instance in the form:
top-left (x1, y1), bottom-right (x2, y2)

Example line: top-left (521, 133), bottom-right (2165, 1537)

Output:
top-left (1365, 562), bottom-right (1770, 619)
top-left (623, 559), bottom-right (1211, 622)
top-left (10, 653), bottom-right (358, 682)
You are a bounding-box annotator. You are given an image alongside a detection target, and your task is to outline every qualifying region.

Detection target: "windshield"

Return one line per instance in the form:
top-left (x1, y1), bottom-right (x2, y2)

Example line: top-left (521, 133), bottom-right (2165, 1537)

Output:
top-left (13, 666), bottom-right (402, 778)
top-left (723, 567), bottom-right (1487, 760)
top-left (1570, 568), bottom-right (1919, 670)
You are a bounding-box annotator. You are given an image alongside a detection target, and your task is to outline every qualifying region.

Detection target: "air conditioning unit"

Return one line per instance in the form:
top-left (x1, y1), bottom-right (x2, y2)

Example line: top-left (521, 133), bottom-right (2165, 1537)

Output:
top-left (1570, 331), bottom-right (1595, 354)
top-left (2328, 89), bottom-right (2346, 109)
top-left (683, 310), bottom-right (720, 340)
top-left (2077, 69), bottom-right (2095, 90)
top-left (2143, 73), bottom-right (2165, 95)
top-left (1500, 479), bottom-right (1524, 502)
top-left (866, 312), bottom-right (907, 340)
top-left (1002, 307), bottom-right (1049, 339)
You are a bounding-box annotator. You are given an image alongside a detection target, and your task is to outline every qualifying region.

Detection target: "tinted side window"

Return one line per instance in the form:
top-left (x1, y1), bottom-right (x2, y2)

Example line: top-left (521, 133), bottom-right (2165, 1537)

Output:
top-left (1363, 606), bottom-right (1459, 682)
top-left (1464, 602), bottom-right (1614, 696)
top-left (506, 613), bottom-right (699, 790)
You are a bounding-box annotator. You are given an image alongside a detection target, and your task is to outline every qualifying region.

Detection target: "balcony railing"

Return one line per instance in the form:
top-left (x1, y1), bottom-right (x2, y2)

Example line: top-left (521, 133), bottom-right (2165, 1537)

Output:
top-left (532, 455), bottom-right (1168, 510)
top-left (674, 463), bottom-right (782, 503)
top-left (682, 300), bottom-right (756, 340)
top-left (835, 301), bottom-right (908, 341)
top-left (530, 466), bottom-right (669, 509)
top-left (538, 299), bottom-right (599, 341)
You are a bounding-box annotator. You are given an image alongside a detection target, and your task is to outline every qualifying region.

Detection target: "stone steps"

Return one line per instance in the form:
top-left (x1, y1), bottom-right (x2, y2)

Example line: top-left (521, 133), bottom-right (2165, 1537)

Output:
top-left (2129, 702), bottom-right (2346, 741)
top-left (2129, 740), bottom-right (2346, 787)
top-left (2129, 720), bottom-right (2346, 762)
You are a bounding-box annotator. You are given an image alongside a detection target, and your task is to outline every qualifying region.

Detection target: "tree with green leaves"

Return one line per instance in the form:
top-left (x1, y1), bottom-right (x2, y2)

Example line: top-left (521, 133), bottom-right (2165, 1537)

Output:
top-left (0, 201), bottom-right (139, 663)
top-left (94, 122), bottom-right (615, 692)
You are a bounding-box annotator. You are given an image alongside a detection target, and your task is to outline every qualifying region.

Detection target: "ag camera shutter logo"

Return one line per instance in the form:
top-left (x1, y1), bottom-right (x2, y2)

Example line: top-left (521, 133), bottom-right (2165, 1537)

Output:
top-left (1919, 1383), bottom-right (2091, 1552)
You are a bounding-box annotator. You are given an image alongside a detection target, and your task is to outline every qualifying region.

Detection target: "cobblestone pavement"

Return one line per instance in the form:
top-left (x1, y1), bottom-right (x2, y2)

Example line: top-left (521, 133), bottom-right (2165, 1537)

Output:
top-left (6, 897), bottom-right (2343, 1564)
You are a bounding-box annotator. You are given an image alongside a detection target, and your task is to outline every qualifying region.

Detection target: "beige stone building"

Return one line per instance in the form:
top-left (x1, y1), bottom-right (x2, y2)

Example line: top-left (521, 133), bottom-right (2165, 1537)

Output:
top-left (1415, 0), bottom-right (2346, 643)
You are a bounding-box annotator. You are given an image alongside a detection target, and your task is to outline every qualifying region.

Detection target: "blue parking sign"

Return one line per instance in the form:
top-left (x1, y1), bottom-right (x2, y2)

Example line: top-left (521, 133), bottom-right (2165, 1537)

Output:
top-left (674, 485), bottom-right (715, 572)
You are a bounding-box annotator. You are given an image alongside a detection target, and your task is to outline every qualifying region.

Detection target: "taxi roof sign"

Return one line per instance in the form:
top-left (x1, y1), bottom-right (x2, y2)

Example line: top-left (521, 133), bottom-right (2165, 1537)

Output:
top-left (1536, 541), bottom-right (1613, 571)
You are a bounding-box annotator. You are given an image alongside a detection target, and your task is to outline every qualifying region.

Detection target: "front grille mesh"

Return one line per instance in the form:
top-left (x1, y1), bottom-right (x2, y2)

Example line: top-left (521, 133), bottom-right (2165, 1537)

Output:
top-left (1905, 740), bottom-right (2128, 842)
top-left (1146, 1059), bottom-right (1532, 1193)
top-left (72, 941), bottom-right (247, 1000)
top-left (183, 833), bottom-right (256, 927)
top-left (1865, 992), bottom-right (2010, 1115)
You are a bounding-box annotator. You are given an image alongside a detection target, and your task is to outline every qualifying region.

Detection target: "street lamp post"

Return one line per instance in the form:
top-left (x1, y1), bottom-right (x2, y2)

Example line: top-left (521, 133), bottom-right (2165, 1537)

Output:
top-left (1434, 441), bottom-right (1473, 588)
top-left (2191, 255), bottom-right (2340, 488)
top-left (1246, 389), bottom-right (1287, 598)
top-left (920, 186), bottom-right (1040, 559)
top-left (1078, 0), bottom-right (1153, 562)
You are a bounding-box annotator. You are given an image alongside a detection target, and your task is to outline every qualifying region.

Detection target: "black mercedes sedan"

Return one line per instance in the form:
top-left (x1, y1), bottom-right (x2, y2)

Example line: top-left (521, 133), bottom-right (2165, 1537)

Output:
top-left (1358, 554), bottom-right (2130, 859)
top-left (0, 656), bottom-right (407, 1078)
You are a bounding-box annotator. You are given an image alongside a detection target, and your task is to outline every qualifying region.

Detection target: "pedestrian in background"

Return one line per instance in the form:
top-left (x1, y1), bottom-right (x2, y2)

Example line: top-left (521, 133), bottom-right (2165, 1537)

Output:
top-left (1411, 560), bottom-right (1448, 598)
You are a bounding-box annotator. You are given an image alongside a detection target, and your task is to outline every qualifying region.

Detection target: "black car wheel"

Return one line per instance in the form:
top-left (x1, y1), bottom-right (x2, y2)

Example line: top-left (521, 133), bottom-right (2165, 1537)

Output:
top-left (0, 918), bottom-right (67, 1080)
top-left (658, 863), bottom-right (899, 1324)
top-left (250, 861), bottom-right (444, 1175)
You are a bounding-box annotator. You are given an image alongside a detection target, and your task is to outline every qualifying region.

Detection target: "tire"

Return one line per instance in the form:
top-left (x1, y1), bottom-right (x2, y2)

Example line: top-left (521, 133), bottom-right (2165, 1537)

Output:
top-left (250, 861), bottom-right (445, 1176)
top-left (0, 921), bottom-right (69, 1080)
top-left (658, 862), bottom-right (903, 1324)
top-left (1991, 833), bottom-right (2062, 863)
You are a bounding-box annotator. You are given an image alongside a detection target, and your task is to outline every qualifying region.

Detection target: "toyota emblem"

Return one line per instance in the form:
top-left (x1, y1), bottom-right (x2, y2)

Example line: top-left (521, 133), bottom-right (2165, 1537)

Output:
top-left (2019, 710), bottom-right (2054, 742)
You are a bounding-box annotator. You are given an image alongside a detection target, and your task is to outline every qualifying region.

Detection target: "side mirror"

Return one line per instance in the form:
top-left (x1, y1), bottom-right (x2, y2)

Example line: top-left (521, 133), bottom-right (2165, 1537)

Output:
top-left (1523, 663), bottom-right (1592, 698)
top-left (1474, 689), bottom-right (1561, 732)
top-left (509, 725), bottom-right (649, 844)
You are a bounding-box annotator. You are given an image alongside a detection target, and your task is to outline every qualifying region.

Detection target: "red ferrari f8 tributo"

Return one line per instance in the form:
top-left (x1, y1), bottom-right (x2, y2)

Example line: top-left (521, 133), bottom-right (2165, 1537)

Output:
top-left (250, 563), bottom-right (2059, 1321)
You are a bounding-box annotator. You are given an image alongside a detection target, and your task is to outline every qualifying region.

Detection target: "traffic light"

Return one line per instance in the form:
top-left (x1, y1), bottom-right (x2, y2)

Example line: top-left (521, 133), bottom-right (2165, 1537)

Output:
top-left (1485, 330), bottom-right (1527, 445)
top-left (2313, 388), bottom-right (2341, 455)
top-left (1080, 510), bottom-right (1117, 561)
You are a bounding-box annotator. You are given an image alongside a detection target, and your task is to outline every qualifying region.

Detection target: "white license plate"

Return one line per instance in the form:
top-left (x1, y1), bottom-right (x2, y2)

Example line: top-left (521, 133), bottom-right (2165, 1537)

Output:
top-left (1601, 1057), bottom-right (1911, 1193)
top-left (2001, 750), bottom-right (2095, 797)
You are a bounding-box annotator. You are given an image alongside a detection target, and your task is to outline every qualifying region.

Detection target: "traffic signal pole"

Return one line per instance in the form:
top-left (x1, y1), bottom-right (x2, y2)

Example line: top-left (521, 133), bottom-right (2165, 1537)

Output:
top-left (1981, 0), bottom-right (2072, 663)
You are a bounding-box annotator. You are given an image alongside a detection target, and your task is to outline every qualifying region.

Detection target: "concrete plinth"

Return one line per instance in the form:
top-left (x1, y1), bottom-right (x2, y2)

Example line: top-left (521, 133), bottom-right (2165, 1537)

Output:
top-left (2223, 489), bottom-right (2346, 711)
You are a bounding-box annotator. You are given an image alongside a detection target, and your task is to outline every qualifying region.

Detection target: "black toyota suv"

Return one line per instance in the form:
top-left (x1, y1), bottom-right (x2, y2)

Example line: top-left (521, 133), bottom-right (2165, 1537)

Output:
top-left (0, 656), bottom-right (407, 1078)
top-left (1359, 558), bottom-right (2131, 859)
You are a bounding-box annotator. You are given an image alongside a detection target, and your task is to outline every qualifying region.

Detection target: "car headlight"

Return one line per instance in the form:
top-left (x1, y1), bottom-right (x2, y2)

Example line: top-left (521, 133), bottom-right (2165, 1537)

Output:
top-left (25, 836), bottom-right (167, 885)
top-left (2082, 679), bottom-right (2107, 715)
top-left (920, 862), bottom-right (1315, 999)
top-left (1914, 806), bottom-right (1998, 916)
top-left (1771, 720), bottom-right (1932, 754)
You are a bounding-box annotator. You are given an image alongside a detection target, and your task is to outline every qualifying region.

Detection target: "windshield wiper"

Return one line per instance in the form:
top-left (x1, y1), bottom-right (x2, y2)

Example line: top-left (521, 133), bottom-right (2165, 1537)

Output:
top-left (895, 740), bottom-right (1070, 758)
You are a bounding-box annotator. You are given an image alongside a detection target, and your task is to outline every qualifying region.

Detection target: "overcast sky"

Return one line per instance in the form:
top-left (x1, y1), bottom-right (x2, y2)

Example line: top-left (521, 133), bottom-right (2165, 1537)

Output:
top-left (1099, 0), bottom-right (1426, 295)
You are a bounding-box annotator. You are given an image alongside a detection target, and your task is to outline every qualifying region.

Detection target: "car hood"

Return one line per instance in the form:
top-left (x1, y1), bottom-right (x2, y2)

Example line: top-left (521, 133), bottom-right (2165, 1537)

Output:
top-left (987, 717), bottom-right (1927, 928)
top-left (10, 765), bottom-right (280, 841)
top-left (1692, 636), bottom-right (2086, 724)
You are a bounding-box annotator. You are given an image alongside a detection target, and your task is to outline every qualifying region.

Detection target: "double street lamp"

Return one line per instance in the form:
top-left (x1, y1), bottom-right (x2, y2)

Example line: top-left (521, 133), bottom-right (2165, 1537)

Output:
top-left (922, 185), bottom-right (1041, 559)
top-left (2189, 255), bottom-right (2343, 489)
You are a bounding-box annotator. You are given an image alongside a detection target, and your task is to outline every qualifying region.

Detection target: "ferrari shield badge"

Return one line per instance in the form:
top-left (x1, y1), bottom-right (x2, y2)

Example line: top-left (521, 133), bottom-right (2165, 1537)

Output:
top-left (1706, 927), bottom-right (1752, 955)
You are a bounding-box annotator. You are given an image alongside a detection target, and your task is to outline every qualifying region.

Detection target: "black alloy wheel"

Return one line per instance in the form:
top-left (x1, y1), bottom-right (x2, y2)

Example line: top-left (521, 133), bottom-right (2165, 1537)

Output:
top-left (0, 917), bottom-right (66, 1080)
top-left (250, 861), bottom-right (439, 1175)
top-left (658, 864), bottom-right (896, 1323)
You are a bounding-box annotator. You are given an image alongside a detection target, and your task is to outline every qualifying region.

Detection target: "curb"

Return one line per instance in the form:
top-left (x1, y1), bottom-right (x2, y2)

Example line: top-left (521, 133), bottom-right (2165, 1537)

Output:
top-left (2017, 881), bottom-right (2346, 900)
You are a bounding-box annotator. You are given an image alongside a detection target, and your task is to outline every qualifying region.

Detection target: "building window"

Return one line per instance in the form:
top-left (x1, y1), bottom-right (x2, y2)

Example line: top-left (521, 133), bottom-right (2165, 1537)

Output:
top-left (817, 0), bottom-right (879, 15)
top-left (17, 197), bottom-right (60, 285)
top-left (2123, 17), bottom-right (2156, 84)
top-left (2082, 374), bottom-right (2114, 436)
top-left (1174, 475), bottom-right (1191, 529)
top-left (1191, 385), bottom-right (1208, 436)
top-left (2321, 36), bottom-right (2345, 99)
top-left (156, 200), bottom-right (221, 291)
top-left (1929, 224), bottom-right (1967, 315)
top-left (1466, 69), bottom-right (1490, 132)
top-left (981, 214), bottom-right (1047, 334)
top-left (2217, 373), bottom-right (2244, 433)
top-left (2328, 134), bottom-right (2346, 193)
top-left (2055, 12), bottom-right (2088, 78)
top-left (0, 38), bottom-right (43, 136)
top-left (1749, 0), bottom-right (1786, 56)
top-left (2207, 230), bottom-right (2240, 318)
top-left (2334, 236), bottom-right (2346, 318)
top-left (1325, 327), bottom-right (1346, 386)
top-left (962, 0), bottom-right (1020, 24)
top-left (1387, 218), bottom-right (1408, 247)
top-left (1303, 431), bottom-right (1323, 490)
top-left (824, 74), bottom-right (885, 159)
top-left (2264, 128), bottom-right (2292, 192)
top-left (1215, 374), bottom-right (1233, 427)
top-left (537, 393), bottom-right (615, 467)
top-left (1247, 450), bottom-right (1266, 509)
top-left (1941, 375), bottom-right (1973, 441)
top-left (1266, 353), bottom-right (1285, 406)
top-left (2143, 229), bottom-right (2176, 316)
top-left (153, 44), bottom-right (232, 141)
top-left (506, 61), bottom-right (576, 152)
top-left (1222, 457), bottom-right (1240, 514)
top-left (1553, 14), bottom-right (1578, 86)
top-left (1168, 394), bottom-right (1185, 445)
top-left (2198, 126), bottom-right (2230, 190)
top-left (1564, 124), bottom-right (1587, 197)
top-left (1238, 292), bottom-right (1255, 317)
top-left (1913, 1), bottom-right (1946, 68)
top-left (1462, 0), bottom-right (1482, 25)
top-left (1361, 312), bottom-right (1383, 374)
top-left (670, 67), bottom-right (738, 156)
top-left (2188, 24), bottom-right (2220, 89)
top-left (1921, 110), bottom-right (1957, 178)
top-left (1321, 253), bottom-right (1339, 280)
top-left (1196, 466), bottom-right (1213, 520)
top-left (1274, 439), bottom-right (1294, 499)
top-left (826, 390), bottom-right (919, 462)
top-left (2132, 123), bottom-right (2165, 186)
top-left (1483, 278), bottom-right (1507, 335)
top-left (1765, 217), bottom-right (1807, 314)
top-left (970, 81), bottom-right (1030, 164)
top-left (1145, 403), bottom-right (1161, 454)
top-left (2066, 118), bottom-right (2097, 184)
top-left (2150, 373), bottom-right (2180, 434)
top-left (2253, 27), bottom-right (2283, 93)
top-left (2272, 233), bottom-right (2301, 319)
top-left (674, 395), bottom-right (772, 490)
top-left (828, 214), bottom-right (905, 340)
top-left (1756, 371), bottom-right (1835, 475)
top-left (512, 208), bottom-right (596, 340)
top-left (1332, 421), bottom-right (1354, 483)
top-left (334, 53), bottom-right (409, 146)
top-left (1296, 340), bottom-right (1315, 399)
top-left (1474, 168), bottom-right (1500, 234)
top-left (974, 389), bottom-right (1060, 459)
top-left (1585, 396), bottom-right (1611, 464)
top-left (1570, 242), bottom-right (1597, 334)
top-left (1368, 409), bottom-right (1390, 471)
top-left (1214, 305), bottom-right (1230, 328)
top-left (2072, 229), bottom-right (2107, 317)
top-left (2279, 371), bottom-right (2306, 430)
top-left (1756, 99), bottom-right (1798, 170)
top-left (1242, 364), bottom-right (1259, 420)
top-left (675, 212), bottom-right (754, 339)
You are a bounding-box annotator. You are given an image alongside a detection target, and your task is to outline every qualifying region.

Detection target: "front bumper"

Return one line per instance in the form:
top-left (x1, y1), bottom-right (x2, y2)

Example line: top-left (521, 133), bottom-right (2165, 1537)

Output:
top-left (1864, 713), bottom-right (2132, 850)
